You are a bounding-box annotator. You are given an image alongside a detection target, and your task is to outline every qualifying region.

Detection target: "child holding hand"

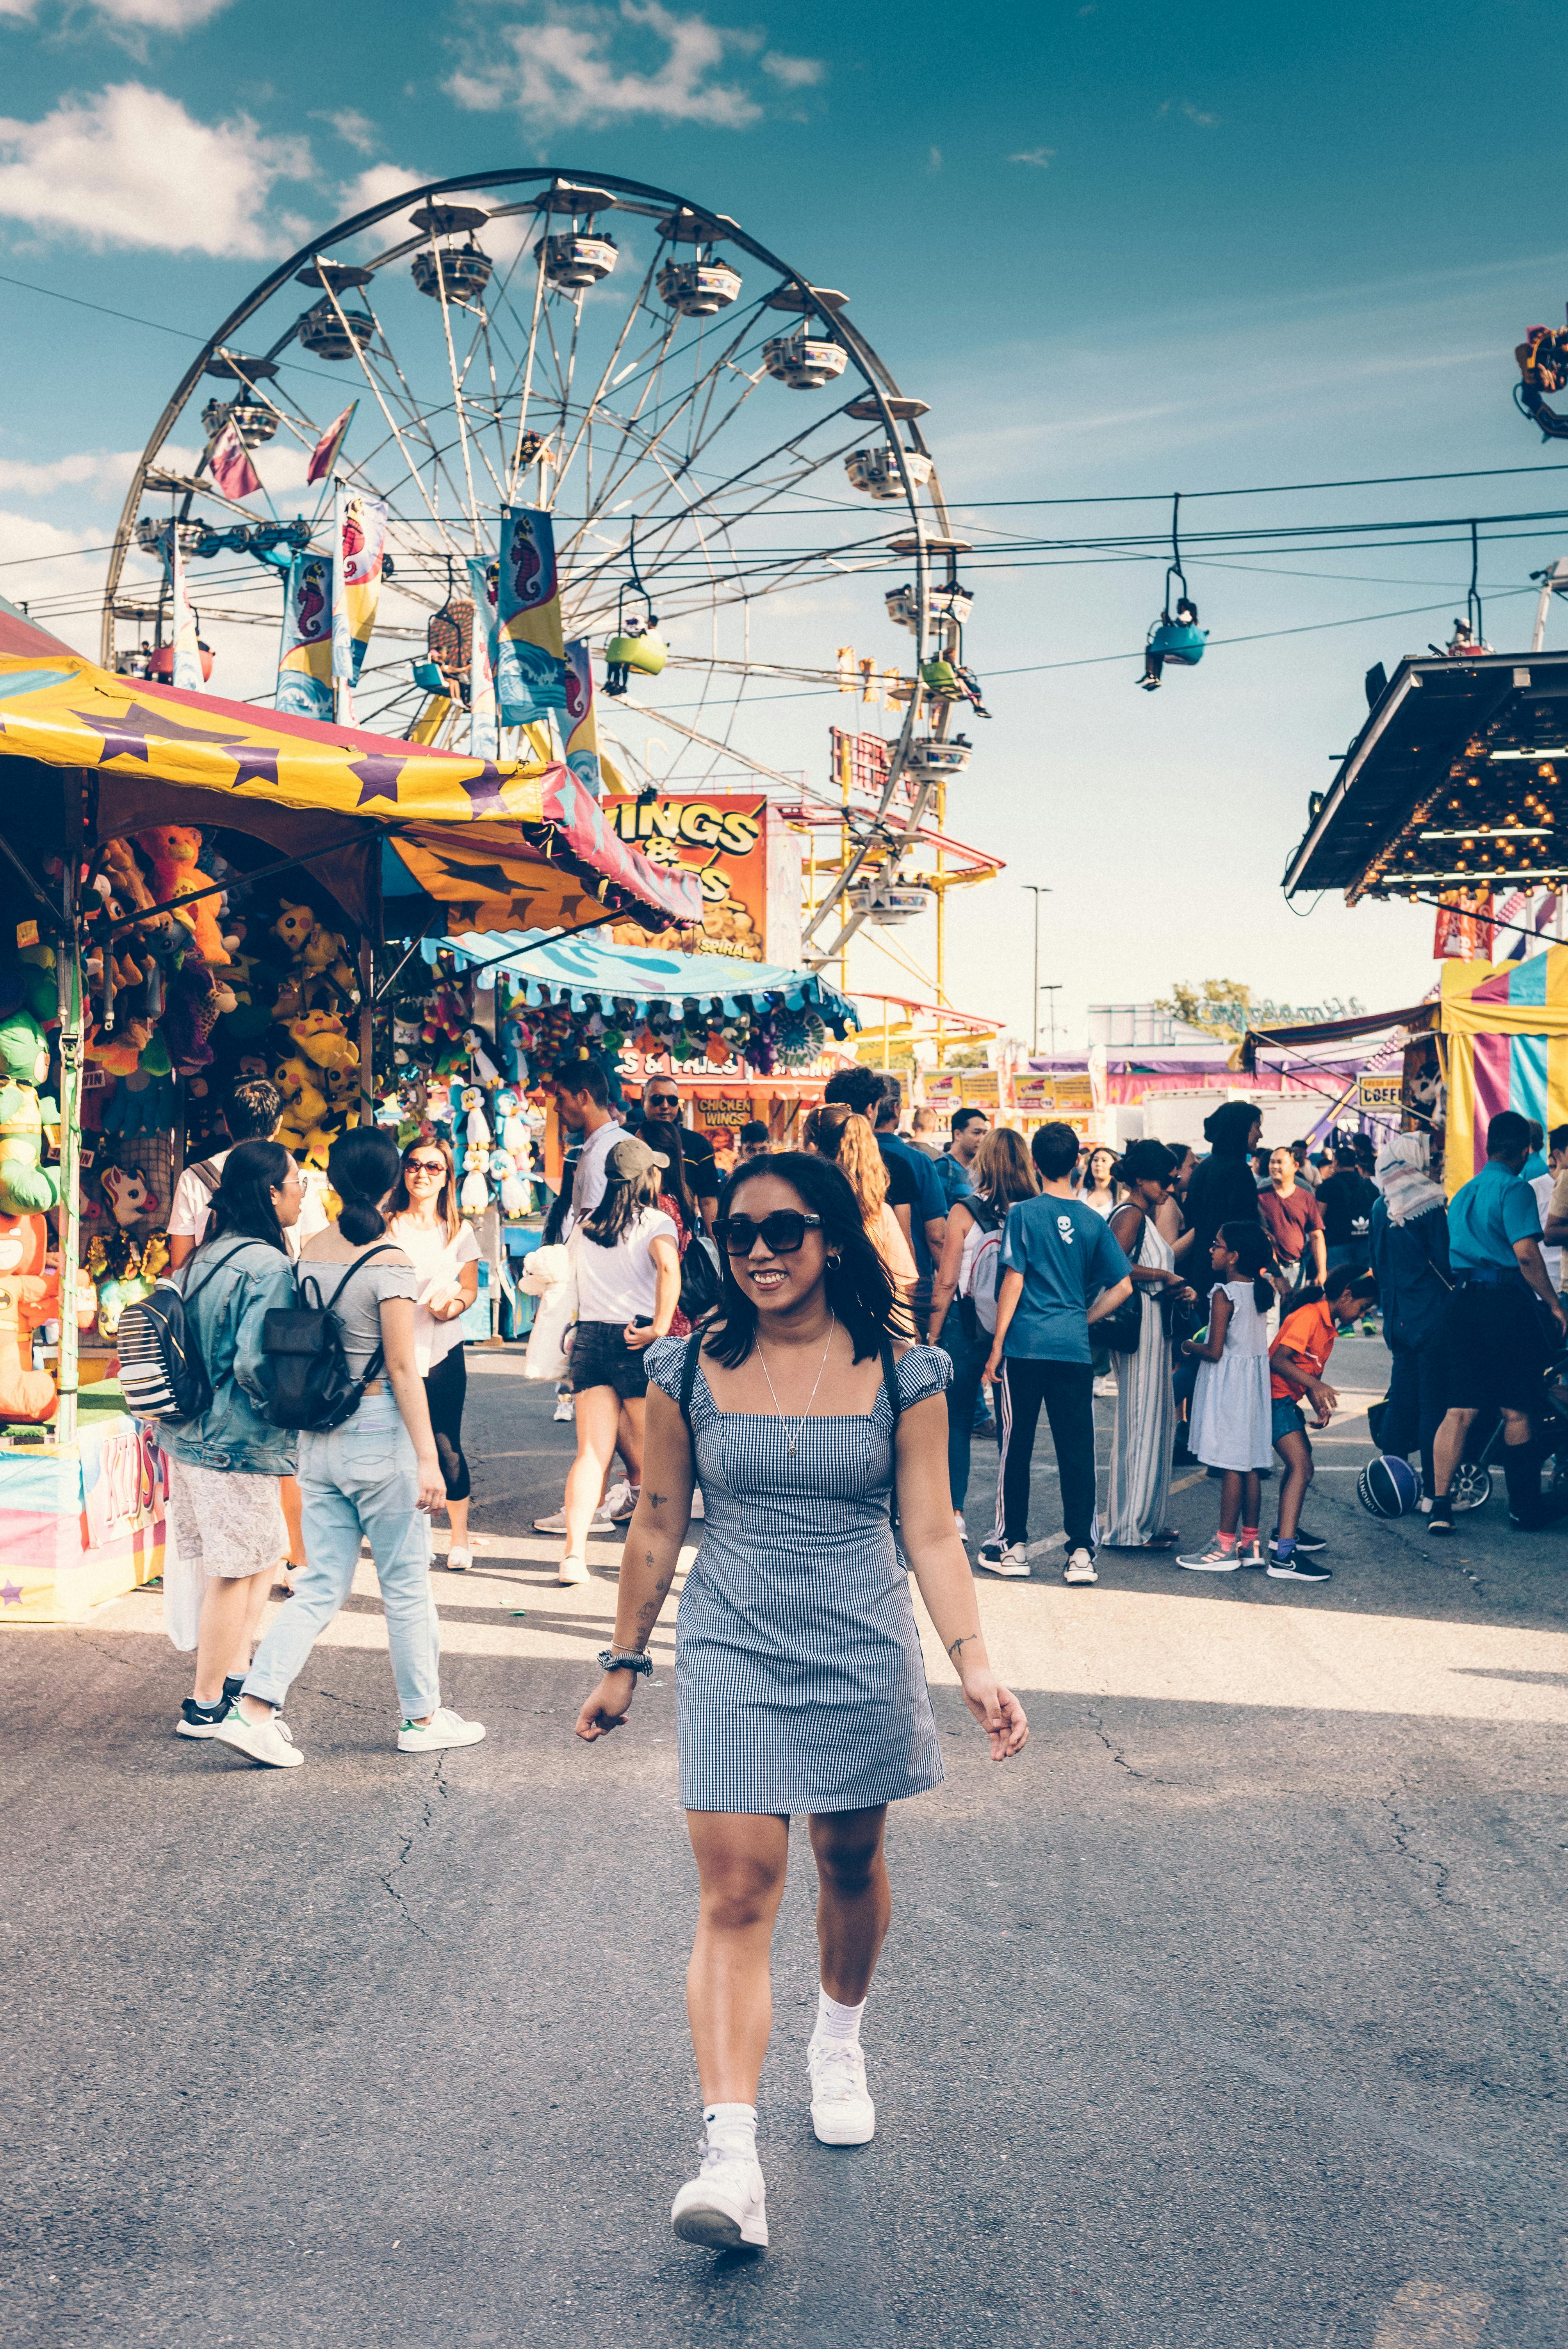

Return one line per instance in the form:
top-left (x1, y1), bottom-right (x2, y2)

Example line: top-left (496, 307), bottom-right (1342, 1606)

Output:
top-left (1266, 1265), bottom-right (1379, 1581)
top-left (1177, 1222), bottom-right (1276, 1570)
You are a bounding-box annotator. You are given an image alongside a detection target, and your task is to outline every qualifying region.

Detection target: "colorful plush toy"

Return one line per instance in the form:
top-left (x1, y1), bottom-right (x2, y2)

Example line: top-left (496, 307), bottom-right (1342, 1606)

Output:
top-left (493, 1087), bottom-right (529, 1158)
top-left (273, 1055), bottom-right (333, 1166)
top-left (0, 1011), bottom-right (59, 1215)
top-left (272, 900), bottom-right (317, 960)
top-left (101, 1072), bottom-right (179, 1139)
top-left (0, 1213), bottom-right (63, 1421)
top-left (101, 1165), bottom-right (152, 1228)
top-left (421, 988), bottom-right (468, 1051)
top-left (0, 952), bottom-right (57, 1028)
top-left (460, 1085), bottom-right (491, 1148)
top-left (161, 961), bottom-right (224, 1073)
top-left (299, 919), bottom-right (356, 1002)
top-left (489, 1145), bottom-right (528, 1218)
top-left (289, 1009), bottom-right (359, 1073)
top-left (134, 827), bottom-right (230, 965)
top-left (463, 1028), bottom-right (501, 1086)
top-left (460, 1142), bottom-right (490, 1216)
top-left (85, 1014), bottom-right (153, 1077)
top-left (323, 1062), bottom-right (360, 1132)
top-left (97, 837), bottom-right (174, 945)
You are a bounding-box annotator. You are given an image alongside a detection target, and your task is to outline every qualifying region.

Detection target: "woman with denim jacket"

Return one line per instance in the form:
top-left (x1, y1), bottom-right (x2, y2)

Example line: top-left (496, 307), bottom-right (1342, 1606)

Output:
top-left (167, 1139), bottom-right (304, 1744)
top-left (217, 1127), bottom-right (486, 1769)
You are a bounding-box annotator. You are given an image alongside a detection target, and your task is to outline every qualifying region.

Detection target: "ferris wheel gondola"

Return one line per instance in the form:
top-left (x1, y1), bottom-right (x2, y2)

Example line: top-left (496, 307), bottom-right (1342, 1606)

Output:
top-left (101, 168), bottom-right (969, 968)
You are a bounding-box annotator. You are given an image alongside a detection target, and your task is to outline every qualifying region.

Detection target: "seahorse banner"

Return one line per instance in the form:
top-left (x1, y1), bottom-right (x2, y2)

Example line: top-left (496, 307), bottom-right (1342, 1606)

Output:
top-left (467, 556), bottom-right (498, 760)
top-left (167, 533), bottom-right (203, 693)
top-left (331, 485), bottom-right (387, 694)
top-left (563, 637), bottom-right (602, 797)
top-left (496, 504), bottom-right (567, 721)
top-left (275, 552), bottom-right (334, 720)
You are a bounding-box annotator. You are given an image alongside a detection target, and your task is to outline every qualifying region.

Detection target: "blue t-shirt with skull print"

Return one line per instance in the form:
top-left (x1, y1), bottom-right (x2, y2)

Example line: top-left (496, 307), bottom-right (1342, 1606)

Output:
top-left (998, 1192), bottom-right (1132, 1363)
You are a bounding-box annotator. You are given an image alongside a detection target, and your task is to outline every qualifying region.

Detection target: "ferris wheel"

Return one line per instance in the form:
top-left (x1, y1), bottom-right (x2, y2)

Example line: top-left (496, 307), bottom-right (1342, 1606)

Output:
top-left (100, 167), bottom-right (979, 966)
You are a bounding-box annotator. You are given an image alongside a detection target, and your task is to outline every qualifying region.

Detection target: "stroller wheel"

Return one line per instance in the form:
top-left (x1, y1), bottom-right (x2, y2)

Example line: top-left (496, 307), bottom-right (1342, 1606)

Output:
top-left (1450, 1460), bottom-right (1493, 1513)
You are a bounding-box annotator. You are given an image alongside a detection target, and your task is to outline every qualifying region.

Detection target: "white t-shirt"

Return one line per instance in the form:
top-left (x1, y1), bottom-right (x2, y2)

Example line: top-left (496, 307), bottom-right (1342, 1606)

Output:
top-left (563, 1117), bottom-right (626, 1233)
top-left (573, 1207), bottom-right (678, 1325)
top-left (388, 1213), bottom-right (481, 1376)
top-left (168, 1150), bottom-right (330, 1260)
top-left (1531, 1173), bottom-right (1561, 1288)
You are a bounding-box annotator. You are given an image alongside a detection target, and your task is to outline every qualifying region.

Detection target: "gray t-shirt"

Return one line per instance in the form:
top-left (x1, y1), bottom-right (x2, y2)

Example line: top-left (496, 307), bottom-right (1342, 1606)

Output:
top-left (298, 1243), bottom-right (417, 1379)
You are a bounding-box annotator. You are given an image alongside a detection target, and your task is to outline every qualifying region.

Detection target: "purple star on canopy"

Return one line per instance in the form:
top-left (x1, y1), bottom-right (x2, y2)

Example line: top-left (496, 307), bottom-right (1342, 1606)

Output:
top-left (458, 761), bottom-right (511, 816)
top-left (348, 752), bottom-right (408, 807)
top-left (223, 742), bottom-right (283, 789)
top-left (1, 1580), bottom-right (22, 1606)
top-left (70, 702), bottom-right (237, 763)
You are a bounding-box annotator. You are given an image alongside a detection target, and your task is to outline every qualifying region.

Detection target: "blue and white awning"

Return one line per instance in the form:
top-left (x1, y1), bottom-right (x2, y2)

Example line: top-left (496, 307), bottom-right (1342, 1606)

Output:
top-left (431, 931), bottom-right (860, 1035)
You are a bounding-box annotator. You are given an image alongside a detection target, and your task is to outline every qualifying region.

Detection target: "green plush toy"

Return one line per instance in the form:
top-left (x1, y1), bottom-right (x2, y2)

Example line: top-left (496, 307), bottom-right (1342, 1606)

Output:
top-left (0, 1010), bottom-right (59, 1214)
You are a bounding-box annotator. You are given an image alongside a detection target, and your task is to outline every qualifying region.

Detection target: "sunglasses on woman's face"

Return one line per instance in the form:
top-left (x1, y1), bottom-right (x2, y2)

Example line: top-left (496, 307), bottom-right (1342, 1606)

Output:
top-left (716, 1210), bottom-right (823, 1256)
top-left (406, 1158), bottom-right (444, 1175)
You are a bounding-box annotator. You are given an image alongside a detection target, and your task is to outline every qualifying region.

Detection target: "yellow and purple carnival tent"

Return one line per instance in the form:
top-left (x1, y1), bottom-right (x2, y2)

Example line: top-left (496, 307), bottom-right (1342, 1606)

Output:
top-left (1439, 949), bottom-right (1568, 1191)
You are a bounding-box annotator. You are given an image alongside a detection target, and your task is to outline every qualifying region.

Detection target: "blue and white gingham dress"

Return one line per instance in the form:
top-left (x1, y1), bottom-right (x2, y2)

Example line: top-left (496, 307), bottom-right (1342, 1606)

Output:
top-left (646, 1337), bottom-right (949, 1816)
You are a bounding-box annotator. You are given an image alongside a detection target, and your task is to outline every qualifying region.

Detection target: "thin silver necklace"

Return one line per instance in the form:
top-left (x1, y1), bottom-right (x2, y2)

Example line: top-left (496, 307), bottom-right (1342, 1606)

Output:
top-left (755, 1314), bottom-right (836, 1454)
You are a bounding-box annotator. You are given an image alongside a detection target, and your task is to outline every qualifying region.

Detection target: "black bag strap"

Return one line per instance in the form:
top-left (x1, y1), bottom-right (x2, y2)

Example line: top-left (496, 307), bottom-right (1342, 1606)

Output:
top-left (179, 1240), bottom-right (263, 1315)
top-left (678, 1328), bottom-right (703, 1425)
top-left (964, 1191), bottom-right (1003, 1233)
top-left (880, 1333), bottom-right (905, 1531)
top-left (187, 1157), bottom-right (225, 1196)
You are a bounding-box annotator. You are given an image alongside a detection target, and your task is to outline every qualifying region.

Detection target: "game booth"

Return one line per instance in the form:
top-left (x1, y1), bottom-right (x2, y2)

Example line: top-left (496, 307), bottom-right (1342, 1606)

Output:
top-left (0, 600), bottom-right (701, 1621)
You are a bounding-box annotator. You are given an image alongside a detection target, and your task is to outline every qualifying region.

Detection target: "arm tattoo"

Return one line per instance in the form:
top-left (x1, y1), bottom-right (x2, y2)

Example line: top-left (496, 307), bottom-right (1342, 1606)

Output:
top-left (947, 1633), bottom-right (978, 1665)
top-left (647, 1492), bottom-right (668, 1509)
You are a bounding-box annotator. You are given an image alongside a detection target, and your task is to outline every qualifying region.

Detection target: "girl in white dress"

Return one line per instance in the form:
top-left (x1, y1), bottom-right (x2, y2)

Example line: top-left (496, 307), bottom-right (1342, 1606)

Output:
top-left (1178, 1221), bottom-right (1276, 1571)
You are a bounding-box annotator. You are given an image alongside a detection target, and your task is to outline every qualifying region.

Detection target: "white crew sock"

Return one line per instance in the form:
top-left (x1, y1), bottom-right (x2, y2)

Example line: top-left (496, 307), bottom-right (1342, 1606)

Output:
top-left (814, 1987), bottom-right (866, 2047)
top-left (703, 2101), bottom-right (757, 2158)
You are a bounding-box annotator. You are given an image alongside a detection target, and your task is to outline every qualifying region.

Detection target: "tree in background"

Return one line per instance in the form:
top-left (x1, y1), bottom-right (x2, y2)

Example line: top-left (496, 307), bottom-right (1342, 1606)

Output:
top-left (1156, 980), bottom-right (1257, 1041)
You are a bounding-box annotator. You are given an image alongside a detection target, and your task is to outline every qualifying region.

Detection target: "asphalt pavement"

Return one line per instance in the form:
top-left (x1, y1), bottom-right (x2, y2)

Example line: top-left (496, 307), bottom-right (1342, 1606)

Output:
top-left (3, 1330), bottom-right (1565, 2349)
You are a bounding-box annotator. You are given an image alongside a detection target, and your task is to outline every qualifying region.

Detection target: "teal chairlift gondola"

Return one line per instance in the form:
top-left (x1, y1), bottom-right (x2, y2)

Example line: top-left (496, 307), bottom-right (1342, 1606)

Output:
top-left (1139, 494), bottom-right (1208, 691)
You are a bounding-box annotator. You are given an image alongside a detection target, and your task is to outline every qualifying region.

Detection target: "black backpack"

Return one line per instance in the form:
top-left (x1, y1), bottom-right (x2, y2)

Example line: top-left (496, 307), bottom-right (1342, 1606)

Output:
top-left (117, 1242), bottom-right (257, 1423)
top-left (257, 1244), bottom-right (400, 1433)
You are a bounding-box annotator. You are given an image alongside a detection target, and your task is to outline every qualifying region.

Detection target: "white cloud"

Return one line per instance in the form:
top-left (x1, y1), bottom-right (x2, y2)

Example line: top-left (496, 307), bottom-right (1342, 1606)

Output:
top-left (0, 82), bottom-right (313, 256)
top-left (1182, 102), bottom-right (1220, 128)
top-left (446, 1), bottom-right (818, 128)
top-left (927, 145), bottom-right (942, 172)
top-left (315, 106), bottom-right (379, 154)
top-left (760, 50), bottom-right (822, 87)
top-left (337, 160), bottom-right (429, 221)
top-left (1009, 147), bottom-right (1054, 168)
top-left (91, 0), bottom-right (236, 24)
top-left (0, 447), bottom-right (141, 496)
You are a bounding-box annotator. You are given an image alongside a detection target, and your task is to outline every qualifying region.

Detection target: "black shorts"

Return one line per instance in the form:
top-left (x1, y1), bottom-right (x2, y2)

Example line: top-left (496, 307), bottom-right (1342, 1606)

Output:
top-left (570, 1318), bottom-right (651, 1400)
top-left (1441, 1280), bottom-right (1548, 1413)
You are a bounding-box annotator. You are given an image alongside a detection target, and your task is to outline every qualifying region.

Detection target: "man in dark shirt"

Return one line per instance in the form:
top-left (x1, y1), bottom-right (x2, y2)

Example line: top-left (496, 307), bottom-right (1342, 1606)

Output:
top-left (1180, 1101), bottom-right (1263, 1282)
top-left (633, 1076), bottom-right (719, 1231)
top-left (1316, 1145), bottom-right (1379, 1281)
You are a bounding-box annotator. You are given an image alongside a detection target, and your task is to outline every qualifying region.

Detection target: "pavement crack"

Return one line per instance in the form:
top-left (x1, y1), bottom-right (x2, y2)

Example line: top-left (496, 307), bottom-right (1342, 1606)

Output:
top-left (66, 1636), bottom-right (146, 1674)
top-left (1085, 1707), bottom-right (1172, 1786)
top-left (1379, 1794), bottom-right (1454, 1905)
top-left (379, 1757), bottom-right (449, 1940)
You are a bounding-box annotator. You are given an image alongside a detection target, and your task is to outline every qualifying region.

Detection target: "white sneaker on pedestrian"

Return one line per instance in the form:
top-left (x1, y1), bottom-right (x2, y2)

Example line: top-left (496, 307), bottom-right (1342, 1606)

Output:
top-left (808, 2037), bottom-right (876, 2145)
top-left (976, 1540), bottom-right (1030, 1577)
top-left (1093, 1374), bottom-right (1119, 1398)
top-left (603, 1478), bottom-right (638, 1522)
top-left (213, 1706), bottom-right (304, 1768)
top-left (558, 1553), bottom-right (590, 1586)
top-left (671, 2140), bottom-right (768, 2249)
top-left (1176, 1542), bottom-right (1241, 1572)
top-left (1062, 1548), bottom-right (1098, 1585)
top-left (534, 1504), bottom-right (614, 1535)
top-left (397, 1707), bottom-right (486, 1752)
top-left (953, 1510), bottom-right (968, 1540)
top-left (445, 1546), bottom-right (473, 1573)
top-left (553, 1391), bottom-right (574, 1422)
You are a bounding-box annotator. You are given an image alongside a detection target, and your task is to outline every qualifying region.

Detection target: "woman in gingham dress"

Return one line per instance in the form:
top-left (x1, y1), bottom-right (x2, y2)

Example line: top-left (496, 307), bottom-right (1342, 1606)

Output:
top-left (576, 1153), bottom-right (1028, 2255)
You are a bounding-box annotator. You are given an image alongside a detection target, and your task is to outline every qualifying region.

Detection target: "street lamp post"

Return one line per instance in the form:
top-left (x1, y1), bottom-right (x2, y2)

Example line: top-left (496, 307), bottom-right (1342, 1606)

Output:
top-left (1041, 984), bottom-right (1063, 1060)
top-left (1021, 885), bottom-right (1051, 1054)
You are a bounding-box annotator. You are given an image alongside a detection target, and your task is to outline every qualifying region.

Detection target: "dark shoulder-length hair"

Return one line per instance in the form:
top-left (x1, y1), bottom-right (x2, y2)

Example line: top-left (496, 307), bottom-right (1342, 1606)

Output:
top-left (702, 1151), bottom-right (909, 1369)
top-left (207, 1137), bottom-right (292, 1254)
top-left (582, 1162), bottom-right (663, 1248)
top-left (390, 1134), bottom-right (461, 1240)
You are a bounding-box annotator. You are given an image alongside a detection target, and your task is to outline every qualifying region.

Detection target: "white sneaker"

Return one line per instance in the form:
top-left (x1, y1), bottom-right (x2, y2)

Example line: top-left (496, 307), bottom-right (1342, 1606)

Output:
top-left (1062, 1547), bottom-right (1098, 1585)
top-left (603, 1478), bottom-right (638, 1522)
top-left (213, 1706), bottom-right (304, 1768)
top-left (953, 1510), bottom-right (968, 1540)
top-left (808, 2037), bottom-right (876, 2145)
top-left (397, 1707), bottom-right (486, 1752)
top-left (976, 1540), bottom-right (1030, 1577)
top-left (671, 2140), bottom-right (768, 2249)
top-left (558, 1553), bottom-right (590, 1586)
top-left (445, 1547), bottom-right (472, 1573)
top-left (534, 1504), bottom-right (614, 1535)
top-left (1093, 1374), bottom-right (1119, 1398)
top-left (553, 1391), bottom-right (574, 1422)
top-left (690, 1487), bottom-right (705, 1520)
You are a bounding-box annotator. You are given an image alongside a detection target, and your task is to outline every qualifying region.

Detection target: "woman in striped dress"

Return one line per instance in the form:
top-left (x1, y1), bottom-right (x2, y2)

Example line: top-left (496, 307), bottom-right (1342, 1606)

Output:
top-left (1103, 1141), bottom-right (1196, 1551)
top-left (574, 1153), bottom-right (1028, 2254)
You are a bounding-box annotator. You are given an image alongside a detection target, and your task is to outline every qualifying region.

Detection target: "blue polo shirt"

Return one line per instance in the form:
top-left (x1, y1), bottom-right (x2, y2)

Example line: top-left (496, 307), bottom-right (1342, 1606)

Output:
top-left (1447, 1157), bottom-right (1541, 1274)
top-left (878, 1132), bottom-right (946, 1278)
top-left (999, 1192), bottom-right (1131, 1363)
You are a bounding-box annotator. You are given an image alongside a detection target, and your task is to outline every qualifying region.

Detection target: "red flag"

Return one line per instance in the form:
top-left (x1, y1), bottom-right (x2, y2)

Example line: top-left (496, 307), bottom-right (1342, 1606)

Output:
top-left (208, 417), bottom-right (262, 501)
top-left (307, 401), bottom-right (357, 485)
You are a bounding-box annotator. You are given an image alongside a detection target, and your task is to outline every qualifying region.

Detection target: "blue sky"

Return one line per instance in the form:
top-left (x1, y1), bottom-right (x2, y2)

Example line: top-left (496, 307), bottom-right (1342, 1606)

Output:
top-left (2, 0), bottom-right (1567, 1046)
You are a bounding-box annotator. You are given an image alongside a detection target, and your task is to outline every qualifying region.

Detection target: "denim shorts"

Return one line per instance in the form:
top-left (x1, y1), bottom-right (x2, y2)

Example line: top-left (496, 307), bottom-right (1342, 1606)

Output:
top-left (570, 1318), bottom-right (651, 1399)
top-left (1271, 1395), bottom-right (1308, 1444)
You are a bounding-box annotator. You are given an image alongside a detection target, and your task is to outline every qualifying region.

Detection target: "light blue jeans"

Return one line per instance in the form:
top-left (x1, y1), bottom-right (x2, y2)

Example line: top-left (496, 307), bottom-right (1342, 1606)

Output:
top-left (243, 1396), bottom-right (440, 1722)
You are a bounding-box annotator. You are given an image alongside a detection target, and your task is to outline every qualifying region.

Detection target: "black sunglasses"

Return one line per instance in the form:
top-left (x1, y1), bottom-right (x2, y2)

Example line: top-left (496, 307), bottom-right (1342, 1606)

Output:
top-left (716, 1210), bottom-right (823, 1256)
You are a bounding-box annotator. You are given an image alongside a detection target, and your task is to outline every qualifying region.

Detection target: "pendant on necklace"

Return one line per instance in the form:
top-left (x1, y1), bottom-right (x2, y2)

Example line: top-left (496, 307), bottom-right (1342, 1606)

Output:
top-left (788, 1438), bottom-right (798, 1454)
